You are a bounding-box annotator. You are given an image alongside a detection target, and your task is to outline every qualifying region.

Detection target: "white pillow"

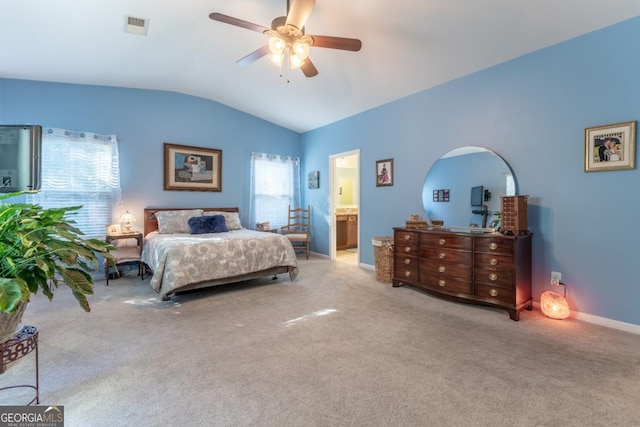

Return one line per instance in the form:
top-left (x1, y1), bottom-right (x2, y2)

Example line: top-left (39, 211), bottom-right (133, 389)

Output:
top-left (155, 209), bottom-right (204, 234)
top-left (204, 211), bottom-right (243, 230)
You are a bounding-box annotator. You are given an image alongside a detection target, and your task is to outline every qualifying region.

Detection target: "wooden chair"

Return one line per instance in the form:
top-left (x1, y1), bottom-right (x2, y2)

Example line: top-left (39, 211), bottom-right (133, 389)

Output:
top-left (280, 205), bottom-right (311, 259)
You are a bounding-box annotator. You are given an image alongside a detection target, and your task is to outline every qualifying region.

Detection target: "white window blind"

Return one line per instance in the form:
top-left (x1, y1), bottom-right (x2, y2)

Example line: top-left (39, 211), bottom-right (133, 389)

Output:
top-left (27, 128), bottom-right (122, 239)
top-left (249, 152), bottom-right (301, 230)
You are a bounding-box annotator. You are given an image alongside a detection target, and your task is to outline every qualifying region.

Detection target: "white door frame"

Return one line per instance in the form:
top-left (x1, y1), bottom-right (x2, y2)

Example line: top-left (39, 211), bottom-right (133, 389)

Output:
top-left (329, 149), bottom-right (360, 261)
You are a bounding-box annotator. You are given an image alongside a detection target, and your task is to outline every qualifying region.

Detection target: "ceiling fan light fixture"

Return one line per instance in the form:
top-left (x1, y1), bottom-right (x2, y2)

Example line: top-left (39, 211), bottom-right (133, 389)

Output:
top-left (292, 41), bottom-right (310, 59)
top-left (269, 52), bottom-right (284, 66)
top-left (268, 36), bottom-right (285, 55)
top-left (289, 52), bottom-right (305, 69)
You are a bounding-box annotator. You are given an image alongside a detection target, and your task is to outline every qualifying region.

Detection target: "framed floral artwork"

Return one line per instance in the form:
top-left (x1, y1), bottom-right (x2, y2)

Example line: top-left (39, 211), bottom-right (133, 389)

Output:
top-left (164, 143), bottom-right (222, 191)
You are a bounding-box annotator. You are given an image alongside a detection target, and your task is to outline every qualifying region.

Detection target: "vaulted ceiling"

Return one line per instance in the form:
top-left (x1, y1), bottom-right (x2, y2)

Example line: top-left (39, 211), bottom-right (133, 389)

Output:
top-left (2, 1), bottom-right (640, 133)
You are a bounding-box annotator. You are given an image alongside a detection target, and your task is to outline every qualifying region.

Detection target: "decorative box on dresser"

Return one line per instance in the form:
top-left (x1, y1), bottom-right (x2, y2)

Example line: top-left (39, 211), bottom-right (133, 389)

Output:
top-left (393, 228), bottom-right (532, 320)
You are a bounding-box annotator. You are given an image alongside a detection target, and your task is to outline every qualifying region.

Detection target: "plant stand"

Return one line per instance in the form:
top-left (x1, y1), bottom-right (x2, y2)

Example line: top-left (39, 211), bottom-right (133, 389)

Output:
top-left (0, 325), bottom-right (39, 405)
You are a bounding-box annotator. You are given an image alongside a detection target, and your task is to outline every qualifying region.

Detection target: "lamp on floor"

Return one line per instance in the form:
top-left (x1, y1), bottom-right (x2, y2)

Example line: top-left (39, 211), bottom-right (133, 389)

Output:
top-left (540, 282), bottom-right (570, 320)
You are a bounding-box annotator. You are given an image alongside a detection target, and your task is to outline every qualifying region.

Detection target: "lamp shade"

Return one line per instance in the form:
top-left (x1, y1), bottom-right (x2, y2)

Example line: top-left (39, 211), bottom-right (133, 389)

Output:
top-left (540, 290), bottom-right (570, 320)
top-left (120, 212), bottom-right (136, 224)
top-left (120, 211), bottom-right (136, 233)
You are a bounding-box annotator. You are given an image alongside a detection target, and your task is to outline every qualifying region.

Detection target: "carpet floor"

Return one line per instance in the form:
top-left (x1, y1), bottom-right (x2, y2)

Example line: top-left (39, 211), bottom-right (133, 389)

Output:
top-left (1, 255), bottom-right (639, 426)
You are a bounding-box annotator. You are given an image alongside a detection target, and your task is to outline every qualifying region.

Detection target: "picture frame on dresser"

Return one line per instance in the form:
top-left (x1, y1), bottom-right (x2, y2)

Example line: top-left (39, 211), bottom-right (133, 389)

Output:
top-left (164, 142), bottom-right (222, 191)
top-left (376, 158), bottom-right (393, 186)
top-left (584, 121), bottom-right (636, 172)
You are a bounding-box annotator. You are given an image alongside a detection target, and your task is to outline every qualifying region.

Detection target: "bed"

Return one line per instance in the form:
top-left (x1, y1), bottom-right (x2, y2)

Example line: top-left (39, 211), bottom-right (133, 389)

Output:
top-left (141, 207), bottom-right (299, 300)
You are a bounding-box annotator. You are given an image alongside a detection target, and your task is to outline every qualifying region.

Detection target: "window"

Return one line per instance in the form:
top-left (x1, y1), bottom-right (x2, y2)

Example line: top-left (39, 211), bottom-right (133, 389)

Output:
top-left (249, 153), bottom-right (301, 230)
top-left (27, 128), bottom-right (122, 239)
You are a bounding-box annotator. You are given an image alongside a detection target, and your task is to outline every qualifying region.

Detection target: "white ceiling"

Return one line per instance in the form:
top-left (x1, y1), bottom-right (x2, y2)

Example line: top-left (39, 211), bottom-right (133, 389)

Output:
top-left (2, 1), bottom-right (640, 133)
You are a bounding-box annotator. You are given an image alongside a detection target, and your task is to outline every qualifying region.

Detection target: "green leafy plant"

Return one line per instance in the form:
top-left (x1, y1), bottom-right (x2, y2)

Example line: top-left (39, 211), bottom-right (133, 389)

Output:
top-left (0, 191), bottom-right (114, 313)
top-left (490, 211), bottom-right (501, 230)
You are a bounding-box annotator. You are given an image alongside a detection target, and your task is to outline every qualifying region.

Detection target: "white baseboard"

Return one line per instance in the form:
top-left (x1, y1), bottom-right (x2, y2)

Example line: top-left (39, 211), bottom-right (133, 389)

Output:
top-left (532, 302), bottom-right (640, 335)
top-left (331, 255), bottom-right (640, 335)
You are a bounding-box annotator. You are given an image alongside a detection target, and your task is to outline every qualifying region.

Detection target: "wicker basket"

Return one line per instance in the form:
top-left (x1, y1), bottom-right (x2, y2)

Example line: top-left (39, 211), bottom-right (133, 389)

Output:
top-left (372, 236), bottom-right (394, 283)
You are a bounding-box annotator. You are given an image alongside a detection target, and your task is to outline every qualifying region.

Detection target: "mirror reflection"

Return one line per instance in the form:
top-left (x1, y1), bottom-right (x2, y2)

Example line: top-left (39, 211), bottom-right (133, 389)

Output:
top-left (422, 146), bottom-right (515, 229)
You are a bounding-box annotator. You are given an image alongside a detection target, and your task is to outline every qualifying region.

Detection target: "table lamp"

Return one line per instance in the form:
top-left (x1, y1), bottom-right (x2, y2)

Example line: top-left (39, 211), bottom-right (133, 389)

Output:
top-left (120, 210), bottom-right (136, 233)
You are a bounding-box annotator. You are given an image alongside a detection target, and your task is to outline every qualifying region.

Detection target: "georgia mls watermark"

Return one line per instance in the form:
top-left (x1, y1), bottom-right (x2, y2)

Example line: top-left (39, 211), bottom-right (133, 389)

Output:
top-left (0, 406), bottom-right (64, 427)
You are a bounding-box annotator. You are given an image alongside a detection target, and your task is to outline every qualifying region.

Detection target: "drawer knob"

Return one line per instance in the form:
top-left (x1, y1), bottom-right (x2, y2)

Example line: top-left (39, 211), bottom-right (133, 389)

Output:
top-left (438, 279), bottom-right (446, 287)
top-left (404, 258), bottom-right (411, 265)
top-left (404, 234), bottom-right (411, 241)
top-left (489, 273), bottom-right (498, 281)
top-left (490, 258), bottom-right (498, 266)
top-left (404, 271), bottom-right (412, 278)
top-left (438, 239), bottom-right (446, 246)
top-left (404, 247), bottom-right (411, 253)
top-left (489, 289), bottom-right (498, 297)
top-left (489, 242), bottom-right (498, 250)
top-left (439, 252), bottom-right (446, 259)
top-left (438, 266), bottom-right (446, 273)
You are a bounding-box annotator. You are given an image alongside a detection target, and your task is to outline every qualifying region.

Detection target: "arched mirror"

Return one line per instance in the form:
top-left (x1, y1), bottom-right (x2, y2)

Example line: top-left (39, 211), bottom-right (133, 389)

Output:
top-left (422, 146), bottom-right (515, 230)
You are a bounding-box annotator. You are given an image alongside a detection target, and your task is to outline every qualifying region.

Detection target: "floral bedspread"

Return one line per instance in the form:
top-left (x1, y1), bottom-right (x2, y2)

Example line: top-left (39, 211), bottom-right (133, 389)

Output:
top-left (141, 229), bottom-right (298, 298)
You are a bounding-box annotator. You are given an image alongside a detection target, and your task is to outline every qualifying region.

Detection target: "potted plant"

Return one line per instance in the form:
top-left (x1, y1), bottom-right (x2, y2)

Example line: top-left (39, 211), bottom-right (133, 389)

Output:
top-left (0, 191), bottom-right (114, 341)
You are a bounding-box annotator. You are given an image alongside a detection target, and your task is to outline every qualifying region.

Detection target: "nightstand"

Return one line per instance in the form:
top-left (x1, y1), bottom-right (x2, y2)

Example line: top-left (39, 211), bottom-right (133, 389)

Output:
top-left (105, 232), bottom-right (143, 285)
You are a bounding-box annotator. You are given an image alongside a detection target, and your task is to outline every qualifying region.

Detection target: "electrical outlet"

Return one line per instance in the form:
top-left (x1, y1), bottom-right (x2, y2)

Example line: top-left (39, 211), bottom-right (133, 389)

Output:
top-left (551, 271), bottom-right (562, 286)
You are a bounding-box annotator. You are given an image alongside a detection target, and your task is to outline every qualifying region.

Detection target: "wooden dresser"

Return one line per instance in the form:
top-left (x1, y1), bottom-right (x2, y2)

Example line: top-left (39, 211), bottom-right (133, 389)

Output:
top-left (393, 227), bottom-right (532, 320)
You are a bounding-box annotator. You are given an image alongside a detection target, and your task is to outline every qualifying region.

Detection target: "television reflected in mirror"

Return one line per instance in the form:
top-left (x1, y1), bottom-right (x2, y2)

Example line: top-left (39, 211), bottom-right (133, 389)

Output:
top-left (471, 185), bottom-right (484, 207)
top-left (0, 125), bottom-right (42, 193)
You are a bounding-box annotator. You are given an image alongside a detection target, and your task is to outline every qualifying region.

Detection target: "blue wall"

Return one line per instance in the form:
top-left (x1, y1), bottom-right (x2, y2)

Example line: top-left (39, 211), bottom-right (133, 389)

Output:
top-left (0, 80), bottom-right (300, 227)
top-left (2, 15), bottom-right (640, 326)
top-left (302, 16), bottom-right (640, 325)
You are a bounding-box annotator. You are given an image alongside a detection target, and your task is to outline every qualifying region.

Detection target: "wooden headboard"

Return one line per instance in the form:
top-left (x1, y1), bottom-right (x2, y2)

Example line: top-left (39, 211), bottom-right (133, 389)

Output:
top-left (143, 207), bottom-right (240, 236)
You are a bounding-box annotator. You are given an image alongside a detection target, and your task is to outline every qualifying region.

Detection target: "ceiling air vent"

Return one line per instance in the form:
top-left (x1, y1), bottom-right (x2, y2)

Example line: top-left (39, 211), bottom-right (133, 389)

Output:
top-left (125, 16), bottom-right (149, 35)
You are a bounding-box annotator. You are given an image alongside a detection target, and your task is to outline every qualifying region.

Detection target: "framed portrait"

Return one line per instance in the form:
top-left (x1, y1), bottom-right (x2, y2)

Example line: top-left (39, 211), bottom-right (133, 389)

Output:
top-left (376, 158), bottom-right (393, 187)
top-left (106, 224), bottom-right (121, 234)
top-left (164, 143), bottom-right (222, 191)
top-left (308, 171), bottom-right (319, 189)
top-left (584, 121), bottom-right (636, 172)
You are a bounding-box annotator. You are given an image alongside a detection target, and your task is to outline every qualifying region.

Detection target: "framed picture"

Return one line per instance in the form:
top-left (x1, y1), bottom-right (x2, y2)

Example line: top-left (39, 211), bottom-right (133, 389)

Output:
top-left (308, 171), bottom-right (320, 189)
top-left (164, 143), bottom-right (222, 191)
top-left (584, 121), bottom-right (636, 172)
top-left (106, 224), bottom-right (121, 234)
top-left (376, 158), bottom-right (393, 187)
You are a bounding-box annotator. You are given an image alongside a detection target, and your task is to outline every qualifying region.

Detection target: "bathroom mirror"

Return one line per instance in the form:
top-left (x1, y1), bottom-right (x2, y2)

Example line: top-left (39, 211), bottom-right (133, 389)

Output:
top-left (422, 146), bottom-right (515, 229)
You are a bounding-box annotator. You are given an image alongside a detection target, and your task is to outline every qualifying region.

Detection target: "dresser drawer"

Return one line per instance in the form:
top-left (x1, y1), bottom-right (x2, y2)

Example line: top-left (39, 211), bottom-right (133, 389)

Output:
top-left (474, 253), bottom-right (513, 270)
top-left (474, 238), bottom-right (513, 255)
top-left (420, 233), bottom-right (472, 250)
top-left (421, 275), bottom-right (472, 294)
top-left (395, 230), bottom-right (418, 254)
top-left (420, 259), bottom-right (472, 281)
top-left (420, 247), bottom-right (472, 264)
top-left (474, 268), bottom-right (513, 287)
top-left (474, 283), bottom-right (513, 305)
top-left (394, 256), bottom-right (419, 281)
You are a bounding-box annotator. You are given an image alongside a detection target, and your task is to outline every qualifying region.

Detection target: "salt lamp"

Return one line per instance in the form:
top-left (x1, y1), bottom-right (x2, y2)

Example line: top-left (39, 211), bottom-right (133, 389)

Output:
top-left (540, 290), bottom-right (570, 319)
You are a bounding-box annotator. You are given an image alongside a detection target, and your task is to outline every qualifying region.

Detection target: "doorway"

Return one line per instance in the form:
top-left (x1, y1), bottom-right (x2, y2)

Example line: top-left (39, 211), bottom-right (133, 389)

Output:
top-left (330, 150), bottom-right (360, 265)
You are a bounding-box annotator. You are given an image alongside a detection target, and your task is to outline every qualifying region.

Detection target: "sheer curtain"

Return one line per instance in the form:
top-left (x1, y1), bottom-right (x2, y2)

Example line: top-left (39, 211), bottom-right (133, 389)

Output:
top-left (249, 152), bottom-right (301, 230)
top-left (27, 128), bottom-right (122, 239)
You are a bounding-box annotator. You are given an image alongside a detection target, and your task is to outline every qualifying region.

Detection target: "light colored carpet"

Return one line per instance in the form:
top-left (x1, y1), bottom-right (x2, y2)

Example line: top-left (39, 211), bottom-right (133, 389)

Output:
top-left (2, 255), bottom-right (640, 426)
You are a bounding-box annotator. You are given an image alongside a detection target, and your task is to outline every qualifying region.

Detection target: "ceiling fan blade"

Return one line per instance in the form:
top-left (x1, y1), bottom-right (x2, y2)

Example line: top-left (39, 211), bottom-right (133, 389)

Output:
top-left (301, 58), bottom-right (318, 78)
top-left (209, 13), bottom-right (269, 33)
top-left (285, 0), bottom-right (316, 30)
top-left (237, 45), bottom-right (270, 67)
top-left (309, 35), bottom-right (362, 51)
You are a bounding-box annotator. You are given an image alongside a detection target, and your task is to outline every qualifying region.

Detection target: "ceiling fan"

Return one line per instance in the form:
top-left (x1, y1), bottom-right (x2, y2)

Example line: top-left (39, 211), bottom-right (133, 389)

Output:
top-left (209, 0), bottom-right (362, 79)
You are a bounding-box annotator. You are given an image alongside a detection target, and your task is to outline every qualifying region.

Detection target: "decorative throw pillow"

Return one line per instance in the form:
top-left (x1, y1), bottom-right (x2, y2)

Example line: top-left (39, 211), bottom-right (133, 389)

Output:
top-left (203, 211), bottom-right (243, 230)
top-left (155, 209), bottom-right (204, 234)
top-left (188, 215), bottom-right (228, 234)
